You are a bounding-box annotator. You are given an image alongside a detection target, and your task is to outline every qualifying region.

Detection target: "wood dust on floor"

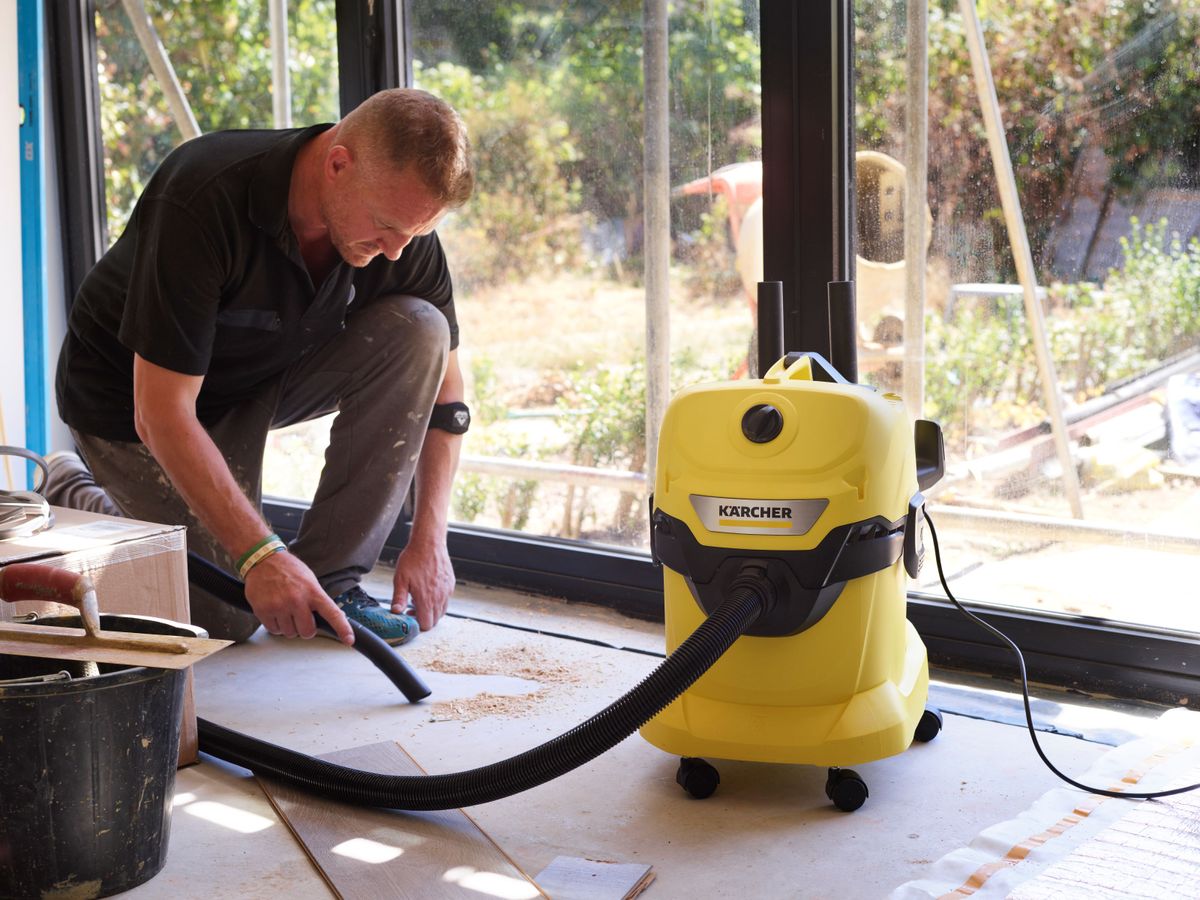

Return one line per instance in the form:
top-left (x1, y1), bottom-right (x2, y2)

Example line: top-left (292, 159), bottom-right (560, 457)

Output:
top-left (405, 634), bottom-right (606, 723)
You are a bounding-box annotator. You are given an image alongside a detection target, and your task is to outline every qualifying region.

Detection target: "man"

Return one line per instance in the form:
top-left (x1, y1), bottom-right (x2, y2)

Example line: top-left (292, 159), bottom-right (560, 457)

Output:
top-left (50, 88), bottom-right (474, 647)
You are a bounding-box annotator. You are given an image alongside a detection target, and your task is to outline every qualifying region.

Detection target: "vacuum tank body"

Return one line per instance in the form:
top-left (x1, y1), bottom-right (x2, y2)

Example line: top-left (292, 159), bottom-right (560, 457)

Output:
top-left (640, 354), bottom-right (931, 767)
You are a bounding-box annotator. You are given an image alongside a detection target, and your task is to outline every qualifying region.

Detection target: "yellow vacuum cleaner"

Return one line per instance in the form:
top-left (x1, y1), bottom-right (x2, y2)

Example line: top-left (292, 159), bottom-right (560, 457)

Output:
top-left (641, 344), bottom-right (945, 811)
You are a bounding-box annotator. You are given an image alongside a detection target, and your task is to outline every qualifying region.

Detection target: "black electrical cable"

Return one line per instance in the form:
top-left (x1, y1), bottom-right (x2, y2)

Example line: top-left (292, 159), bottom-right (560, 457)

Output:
top-left (197, 581), bottom-right (767, 809)
top-left (924, 507), bottom-right (1200, 801)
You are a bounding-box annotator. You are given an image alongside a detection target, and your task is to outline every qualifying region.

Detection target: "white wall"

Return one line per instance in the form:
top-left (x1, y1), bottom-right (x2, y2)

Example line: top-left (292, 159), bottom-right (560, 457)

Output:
top-left (1, 0), bottom-right (27, 487)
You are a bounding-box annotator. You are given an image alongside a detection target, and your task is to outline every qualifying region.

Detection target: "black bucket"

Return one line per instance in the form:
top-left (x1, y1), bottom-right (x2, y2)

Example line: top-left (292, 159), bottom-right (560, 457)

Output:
top-left (0, 614), bottom-right (200, 900)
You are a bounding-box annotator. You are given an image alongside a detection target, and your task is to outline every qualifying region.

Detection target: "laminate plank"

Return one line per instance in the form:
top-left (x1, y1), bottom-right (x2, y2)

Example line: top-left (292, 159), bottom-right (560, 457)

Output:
top-left (258, 741), bottom-right (547, 900)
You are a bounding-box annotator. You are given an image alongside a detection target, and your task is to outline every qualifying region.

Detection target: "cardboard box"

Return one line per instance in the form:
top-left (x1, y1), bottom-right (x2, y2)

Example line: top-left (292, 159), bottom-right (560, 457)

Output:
top-left (0, 507), bottom-right (199, 765)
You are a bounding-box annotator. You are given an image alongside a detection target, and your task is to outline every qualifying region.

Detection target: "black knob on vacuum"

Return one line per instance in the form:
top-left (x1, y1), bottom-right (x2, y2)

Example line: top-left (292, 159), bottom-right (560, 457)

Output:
top-left (741, 404), bottom-right (783, 443)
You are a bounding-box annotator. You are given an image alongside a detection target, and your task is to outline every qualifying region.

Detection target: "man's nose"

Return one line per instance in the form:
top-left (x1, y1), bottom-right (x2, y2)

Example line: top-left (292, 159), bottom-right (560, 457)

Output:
top-left (381, 233), bottom-right (411, 260)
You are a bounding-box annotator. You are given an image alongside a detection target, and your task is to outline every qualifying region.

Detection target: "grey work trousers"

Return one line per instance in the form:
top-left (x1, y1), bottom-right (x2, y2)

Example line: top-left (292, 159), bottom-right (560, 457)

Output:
top-left (71, 294), bottom-right (450, 642)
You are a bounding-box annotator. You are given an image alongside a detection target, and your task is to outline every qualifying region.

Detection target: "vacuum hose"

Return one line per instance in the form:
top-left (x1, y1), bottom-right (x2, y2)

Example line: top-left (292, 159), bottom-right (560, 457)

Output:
top-left (193, 559), bottom-right (771, 810)
top-left (187, 552), bottom-right (431, 702)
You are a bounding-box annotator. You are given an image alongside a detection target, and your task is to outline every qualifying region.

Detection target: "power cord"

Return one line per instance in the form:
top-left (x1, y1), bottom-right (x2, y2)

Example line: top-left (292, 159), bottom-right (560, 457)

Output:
top-left (923, 507), bottom-right (1200, 800)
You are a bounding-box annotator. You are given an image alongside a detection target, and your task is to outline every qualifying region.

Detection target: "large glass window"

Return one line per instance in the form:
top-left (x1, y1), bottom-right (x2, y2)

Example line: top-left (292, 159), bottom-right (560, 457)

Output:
top-left (855, 0), bottom-right (1200, 633)
top-left (66, 0), bottom-right (1197, 695)
top-left (94, 0), bottom-right (339, 503)
top-left (404, 1), bottom-right (762, 550)
top-left (266, 2), bottom-right (763, 551)
top-left (93, 0), bottom-right (762, 557)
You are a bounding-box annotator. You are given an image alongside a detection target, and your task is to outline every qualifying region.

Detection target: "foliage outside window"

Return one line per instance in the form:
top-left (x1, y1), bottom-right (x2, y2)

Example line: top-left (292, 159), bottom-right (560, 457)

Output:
top-left (857, 0), bottom-right (1200, 631)
top-left (95, 0), bottom-right (338, 243)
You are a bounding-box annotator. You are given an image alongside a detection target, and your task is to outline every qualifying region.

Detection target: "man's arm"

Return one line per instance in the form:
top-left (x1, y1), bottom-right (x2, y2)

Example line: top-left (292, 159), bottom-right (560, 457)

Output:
top-left (132, 354), bottom-right (354, 643)
top-left (391, 349), bottom-right (463, 630)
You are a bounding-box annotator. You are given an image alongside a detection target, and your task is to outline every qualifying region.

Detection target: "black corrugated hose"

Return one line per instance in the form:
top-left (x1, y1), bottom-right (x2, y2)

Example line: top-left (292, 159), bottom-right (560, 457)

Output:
top-left (193, 562), bottom-right (769, 810)
top-left (187, 552), bottom-right (431, 701)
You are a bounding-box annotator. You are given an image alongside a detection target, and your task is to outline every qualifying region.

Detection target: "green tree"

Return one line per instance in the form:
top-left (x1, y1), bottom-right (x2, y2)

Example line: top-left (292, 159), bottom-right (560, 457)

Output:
top-left (855, 0), bottom-right (1200, 280)
top-left (411, 0), bottom-right (759, 282)
top-left (96, 0), bottom-right (339, 241)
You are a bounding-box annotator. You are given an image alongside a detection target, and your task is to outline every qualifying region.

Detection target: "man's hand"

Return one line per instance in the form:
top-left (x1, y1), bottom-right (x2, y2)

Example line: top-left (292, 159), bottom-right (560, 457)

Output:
top-left (392, 535), bottom-right (454, 631)
top-left (244, 551), bottom-right (355, 644)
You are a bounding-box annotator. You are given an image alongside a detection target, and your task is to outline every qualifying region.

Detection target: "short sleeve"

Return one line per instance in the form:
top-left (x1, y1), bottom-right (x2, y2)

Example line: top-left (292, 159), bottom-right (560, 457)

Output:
top-left (357, 231), bottom-right (459, 349)
top-left (117, 197), bottom-right (227, 375)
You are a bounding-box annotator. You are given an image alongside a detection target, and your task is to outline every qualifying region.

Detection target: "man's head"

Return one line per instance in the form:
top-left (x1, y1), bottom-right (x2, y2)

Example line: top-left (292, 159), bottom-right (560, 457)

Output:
top-left (319, 88), bottom-right (474, 267)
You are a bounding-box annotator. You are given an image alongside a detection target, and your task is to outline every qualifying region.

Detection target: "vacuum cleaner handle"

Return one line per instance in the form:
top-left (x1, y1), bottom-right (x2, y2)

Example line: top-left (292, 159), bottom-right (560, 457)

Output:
top-left (0, 563), bottom-right (102, 637)
top-left (780, 351), bottom-right (851, 385)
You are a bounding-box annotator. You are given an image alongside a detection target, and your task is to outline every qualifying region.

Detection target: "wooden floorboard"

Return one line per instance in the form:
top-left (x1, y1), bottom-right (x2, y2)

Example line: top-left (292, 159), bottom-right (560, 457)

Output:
top-left (258, 741), bottom-right (547, 900)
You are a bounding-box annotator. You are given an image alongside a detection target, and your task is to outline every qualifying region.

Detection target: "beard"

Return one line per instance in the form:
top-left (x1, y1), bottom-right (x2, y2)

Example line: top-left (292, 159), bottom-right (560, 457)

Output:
top-left (320, 195), bottom-right (379, 268)
top-left (333, 236), bottom-right (379, 268)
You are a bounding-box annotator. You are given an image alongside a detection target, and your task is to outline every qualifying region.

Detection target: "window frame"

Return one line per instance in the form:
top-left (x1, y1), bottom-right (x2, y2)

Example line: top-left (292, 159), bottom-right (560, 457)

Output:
top-left (49, 0), bottom-right (1200, 706)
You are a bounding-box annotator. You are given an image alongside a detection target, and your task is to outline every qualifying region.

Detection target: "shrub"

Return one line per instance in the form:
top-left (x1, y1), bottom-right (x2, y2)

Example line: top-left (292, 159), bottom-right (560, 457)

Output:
top-left (415, 60), bottom-right (586, 290)
top-left (923, 216), bottom-right (1200, 450)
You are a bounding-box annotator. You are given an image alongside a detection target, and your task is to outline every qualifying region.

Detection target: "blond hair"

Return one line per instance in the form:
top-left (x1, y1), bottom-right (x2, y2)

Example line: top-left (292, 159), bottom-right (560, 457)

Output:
top-left (337, 88), bottom-right (474, 208)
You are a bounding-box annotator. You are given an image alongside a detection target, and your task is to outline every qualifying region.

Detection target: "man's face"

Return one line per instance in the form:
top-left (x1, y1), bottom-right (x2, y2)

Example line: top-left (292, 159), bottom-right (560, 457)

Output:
top-left (322, 158), bottom-right (446, 268)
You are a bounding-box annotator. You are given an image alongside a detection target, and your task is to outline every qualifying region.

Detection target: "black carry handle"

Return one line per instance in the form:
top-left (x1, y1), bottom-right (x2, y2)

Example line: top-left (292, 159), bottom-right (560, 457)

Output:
top-left (186, 551), bottom-right (431, 703)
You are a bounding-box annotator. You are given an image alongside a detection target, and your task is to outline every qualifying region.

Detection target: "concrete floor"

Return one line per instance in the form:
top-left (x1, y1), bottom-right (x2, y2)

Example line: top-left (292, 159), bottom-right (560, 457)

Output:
top-left (125, 577), bottom-right (1166, 900)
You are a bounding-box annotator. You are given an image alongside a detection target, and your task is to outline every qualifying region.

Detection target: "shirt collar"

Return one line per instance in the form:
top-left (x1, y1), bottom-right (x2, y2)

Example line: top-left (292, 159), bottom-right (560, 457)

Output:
top-left (247, 122), bottom-right (335, 239)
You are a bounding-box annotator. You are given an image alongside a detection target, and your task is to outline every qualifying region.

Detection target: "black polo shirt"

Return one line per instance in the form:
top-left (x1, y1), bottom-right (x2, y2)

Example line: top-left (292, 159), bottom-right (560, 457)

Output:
top-left (56, 124), bottom-right (458, 442)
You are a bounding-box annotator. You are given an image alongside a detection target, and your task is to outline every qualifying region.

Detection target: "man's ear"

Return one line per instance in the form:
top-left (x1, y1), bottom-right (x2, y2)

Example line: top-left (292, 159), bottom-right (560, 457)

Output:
top-left (325, 144), bottom-right (353, 181)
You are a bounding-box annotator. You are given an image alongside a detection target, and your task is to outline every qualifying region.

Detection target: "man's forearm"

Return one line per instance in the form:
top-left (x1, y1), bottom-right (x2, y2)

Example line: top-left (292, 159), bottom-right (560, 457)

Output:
top-left (139, 412), bottom-right (273, 562)
top-left (408, 427), bottom-right (462, 546)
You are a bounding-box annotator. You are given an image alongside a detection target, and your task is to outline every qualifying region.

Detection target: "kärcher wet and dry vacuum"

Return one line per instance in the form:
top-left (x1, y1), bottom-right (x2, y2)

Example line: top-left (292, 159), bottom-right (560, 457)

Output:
top-left (641, 347), bottom-right (945, 810)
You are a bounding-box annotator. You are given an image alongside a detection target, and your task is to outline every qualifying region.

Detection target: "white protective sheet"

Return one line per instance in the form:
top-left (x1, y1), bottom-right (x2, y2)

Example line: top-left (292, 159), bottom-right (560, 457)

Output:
top-left (890, 707), bottom-right (1200, 899)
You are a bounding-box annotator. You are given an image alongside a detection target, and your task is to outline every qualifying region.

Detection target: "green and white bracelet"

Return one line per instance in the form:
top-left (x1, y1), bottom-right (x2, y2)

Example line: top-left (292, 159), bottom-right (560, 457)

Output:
top-left (236, 533), bottom-right (287, 580)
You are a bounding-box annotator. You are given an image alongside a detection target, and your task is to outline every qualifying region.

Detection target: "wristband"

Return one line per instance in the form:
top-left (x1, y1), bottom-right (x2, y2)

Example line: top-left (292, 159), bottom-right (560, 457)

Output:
top-left (236, 533), bottom-right (287, 580)
top-left (428, 401), bottom-right (471, 434)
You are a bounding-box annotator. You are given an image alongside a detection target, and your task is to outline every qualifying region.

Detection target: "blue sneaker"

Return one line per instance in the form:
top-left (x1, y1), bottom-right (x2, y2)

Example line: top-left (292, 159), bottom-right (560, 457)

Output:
top-left (329, 586), bottom-right (419, 646)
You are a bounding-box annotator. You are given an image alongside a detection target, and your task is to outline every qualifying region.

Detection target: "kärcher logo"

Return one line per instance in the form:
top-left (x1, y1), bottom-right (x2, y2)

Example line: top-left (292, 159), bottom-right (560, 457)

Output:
top-left (717, 505), bottom-right (793, 519)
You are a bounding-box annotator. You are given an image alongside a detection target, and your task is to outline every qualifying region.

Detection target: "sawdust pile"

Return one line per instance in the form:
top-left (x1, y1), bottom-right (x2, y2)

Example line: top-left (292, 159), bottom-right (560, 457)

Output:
top-left (412, 641), bottom-right (589, 722)
top-left (429, 690), bottom-right (550, 723)
top-left (410, 642), bottom-right (584, 686)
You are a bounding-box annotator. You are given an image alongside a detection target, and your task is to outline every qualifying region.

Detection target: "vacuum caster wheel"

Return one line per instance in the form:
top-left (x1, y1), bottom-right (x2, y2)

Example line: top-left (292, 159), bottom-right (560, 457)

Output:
top-left (677, 757), bottom-right (720, 799)
top-left (825, 767), bottom-right (869, 812)
top-left (914, 707), bottom-right (944, 743)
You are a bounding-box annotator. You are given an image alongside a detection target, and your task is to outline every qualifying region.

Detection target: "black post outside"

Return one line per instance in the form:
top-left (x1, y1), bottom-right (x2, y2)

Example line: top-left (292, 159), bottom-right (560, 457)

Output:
top-left (760, 0), bottom-right (855, 362)
top-left (335, 0), bottom-right (405, 114)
